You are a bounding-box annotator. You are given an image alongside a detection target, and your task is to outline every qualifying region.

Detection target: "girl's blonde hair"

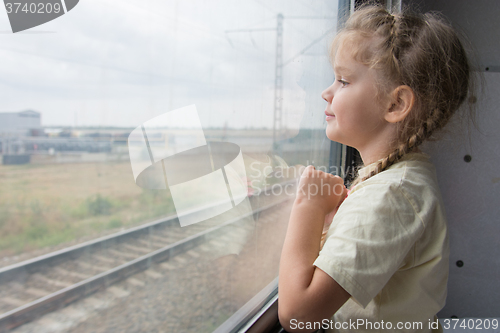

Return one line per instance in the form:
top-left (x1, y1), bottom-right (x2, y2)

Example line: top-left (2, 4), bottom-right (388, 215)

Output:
top-left (334, 4), bottom-right (474, 186)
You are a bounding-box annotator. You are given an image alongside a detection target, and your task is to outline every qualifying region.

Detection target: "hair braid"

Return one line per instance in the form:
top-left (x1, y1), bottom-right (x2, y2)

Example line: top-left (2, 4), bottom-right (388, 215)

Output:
top-left (387, 14), bottom-right (397, 40)
top-left (387, 14), bottom-right (402, 75)
top-left (361, 109), bottom-right (440, 181)
top-left (360, 107), bottom-right (443, 183)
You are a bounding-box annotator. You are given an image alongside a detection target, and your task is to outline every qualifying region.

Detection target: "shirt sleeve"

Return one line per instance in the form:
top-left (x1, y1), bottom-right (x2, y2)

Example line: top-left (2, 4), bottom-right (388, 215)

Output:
top-left (313, 181), bottom-right (425, 308)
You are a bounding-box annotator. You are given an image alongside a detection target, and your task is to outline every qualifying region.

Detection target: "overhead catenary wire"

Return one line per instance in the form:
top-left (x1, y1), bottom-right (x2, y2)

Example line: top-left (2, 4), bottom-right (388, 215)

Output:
top-left (224, 14), bottom-right (336, 150)
top-left (282, 27), bottom-right (335, 67)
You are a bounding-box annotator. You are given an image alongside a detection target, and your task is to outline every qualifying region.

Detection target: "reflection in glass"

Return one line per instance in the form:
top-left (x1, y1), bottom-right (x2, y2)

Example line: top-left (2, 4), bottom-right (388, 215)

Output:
top-left (0, 0), bottom-right (339, 331)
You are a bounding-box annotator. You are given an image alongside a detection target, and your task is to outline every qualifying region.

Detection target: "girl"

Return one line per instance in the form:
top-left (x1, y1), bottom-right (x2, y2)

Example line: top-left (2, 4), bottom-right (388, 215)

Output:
top-left (278, 4), bottom-right (473, 333)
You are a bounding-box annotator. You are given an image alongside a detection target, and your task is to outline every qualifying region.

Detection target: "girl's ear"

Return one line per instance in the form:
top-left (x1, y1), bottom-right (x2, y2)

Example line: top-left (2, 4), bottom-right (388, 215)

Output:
top-left (384, 85), bottom-right (415, 123)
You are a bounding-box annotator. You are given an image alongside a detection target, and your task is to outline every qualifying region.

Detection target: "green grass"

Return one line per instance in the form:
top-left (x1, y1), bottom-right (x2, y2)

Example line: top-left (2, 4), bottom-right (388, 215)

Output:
top-left (0, 162), bottom-right (176, 256)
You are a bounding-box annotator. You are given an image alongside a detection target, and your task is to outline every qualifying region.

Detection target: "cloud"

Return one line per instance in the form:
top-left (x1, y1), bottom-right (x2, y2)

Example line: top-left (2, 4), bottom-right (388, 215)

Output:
top-left (0, 0), bottom-right (337, 129)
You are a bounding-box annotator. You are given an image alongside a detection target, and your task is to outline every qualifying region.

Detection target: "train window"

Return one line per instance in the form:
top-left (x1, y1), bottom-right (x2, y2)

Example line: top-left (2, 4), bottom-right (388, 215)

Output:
top-left (0, 0), bottom-right (340, 332)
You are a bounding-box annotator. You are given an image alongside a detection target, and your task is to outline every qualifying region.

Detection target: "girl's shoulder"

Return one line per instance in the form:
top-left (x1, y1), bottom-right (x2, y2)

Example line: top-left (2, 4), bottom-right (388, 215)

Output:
top-left (350, 152), bottom-right (441, 200)
top-left (339, 152), bottom-right (445, 230)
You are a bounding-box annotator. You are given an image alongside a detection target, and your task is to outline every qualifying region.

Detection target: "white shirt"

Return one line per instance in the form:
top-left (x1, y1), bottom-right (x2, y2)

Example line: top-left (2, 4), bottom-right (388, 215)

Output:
top-left (314, 153), bottom-right (448, 332)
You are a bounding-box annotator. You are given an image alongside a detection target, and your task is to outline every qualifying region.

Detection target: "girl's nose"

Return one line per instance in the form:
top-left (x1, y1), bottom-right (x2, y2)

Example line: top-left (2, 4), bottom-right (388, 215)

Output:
top-left (321, 83), bottom-right (334, 102)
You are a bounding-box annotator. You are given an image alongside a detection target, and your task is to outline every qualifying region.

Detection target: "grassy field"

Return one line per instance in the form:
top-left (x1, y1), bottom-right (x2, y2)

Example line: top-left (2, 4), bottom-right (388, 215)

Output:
top-left (0, 161), bottom-right (175, 257)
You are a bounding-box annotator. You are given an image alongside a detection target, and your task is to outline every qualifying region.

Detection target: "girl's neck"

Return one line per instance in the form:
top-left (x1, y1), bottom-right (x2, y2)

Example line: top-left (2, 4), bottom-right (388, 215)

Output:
top-left (360, 146), bottom-right (422, 166)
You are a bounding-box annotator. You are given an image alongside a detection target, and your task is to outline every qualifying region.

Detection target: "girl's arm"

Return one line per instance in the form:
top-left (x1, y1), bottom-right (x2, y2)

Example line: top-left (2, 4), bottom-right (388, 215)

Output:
top-left (278, 166), bottom-right (350, 332)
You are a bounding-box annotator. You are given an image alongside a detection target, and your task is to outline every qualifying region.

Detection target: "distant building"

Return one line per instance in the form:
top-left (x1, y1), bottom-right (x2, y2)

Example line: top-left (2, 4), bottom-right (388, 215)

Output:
top-left (0, 110), bottom-right (43, 136)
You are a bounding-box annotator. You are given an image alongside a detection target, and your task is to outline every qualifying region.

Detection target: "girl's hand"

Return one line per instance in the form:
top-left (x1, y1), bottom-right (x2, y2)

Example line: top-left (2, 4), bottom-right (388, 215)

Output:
top-left (323, 188), bottom-right (350, 229)
top-left (296, 165), bottom-right (347, 216)
top-left (321, 188), bottom-right (350, 248)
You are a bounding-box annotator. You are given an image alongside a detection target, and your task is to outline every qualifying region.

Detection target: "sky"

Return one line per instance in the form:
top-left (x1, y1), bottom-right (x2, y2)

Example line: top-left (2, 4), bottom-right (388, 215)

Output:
top-left (0, 0), bottom-right (338, 130)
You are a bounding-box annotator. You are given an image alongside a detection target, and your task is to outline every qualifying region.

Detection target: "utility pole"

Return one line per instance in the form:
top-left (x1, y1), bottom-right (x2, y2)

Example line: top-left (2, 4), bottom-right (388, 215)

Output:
top-left (273, 13), bottom-right (284, 152)
top-left (225, 14), bottom-right (335, 152)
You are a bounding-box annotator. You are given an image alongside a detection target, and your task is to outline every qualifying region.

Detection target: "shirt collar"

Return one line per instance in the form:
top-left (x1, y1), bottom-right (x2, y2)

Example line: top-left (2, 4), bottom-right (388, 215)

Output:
top-left (357, 152), bottom-right (430, 179)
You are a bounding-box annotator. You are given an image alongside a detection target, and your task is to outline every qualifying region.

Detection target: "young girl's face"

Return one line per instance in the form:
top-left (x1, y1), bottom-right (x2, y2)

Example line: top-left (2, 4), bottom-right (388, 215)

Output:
top-left (322, 44), bottom-right (390, 153)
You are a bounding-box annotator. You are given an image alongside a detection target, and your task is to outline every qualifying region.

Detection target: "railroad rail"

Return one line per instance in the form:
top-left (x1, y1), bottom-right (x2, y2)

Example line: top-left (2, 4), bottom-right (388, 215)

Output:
top-left (0, 181), bottom-right (296, 332)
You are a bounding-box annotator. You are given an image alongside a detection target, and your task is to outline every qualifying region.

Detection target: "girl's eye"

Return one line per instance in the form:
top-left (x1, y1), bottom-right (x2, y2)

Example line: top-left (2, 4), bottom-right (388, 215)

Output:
top-left (338, 79), bottom-right (349, 87)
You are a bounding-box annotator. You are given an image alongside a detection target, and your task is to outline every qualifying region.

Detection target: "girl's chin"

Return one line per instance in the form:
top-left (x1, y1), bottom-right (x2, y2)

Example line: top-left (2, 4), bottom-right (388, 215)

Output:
top-left (325, 129), bottom-right (338, 142)
top-left (325, 131), bottom-right (348, 146)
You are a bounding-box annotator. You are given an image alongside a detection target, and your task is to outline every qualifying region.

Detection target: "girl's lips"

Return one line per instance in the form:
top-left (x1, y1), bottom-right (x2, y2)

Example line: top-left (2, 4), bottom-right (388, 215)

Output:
top-left (325, 110), bottom-right (335, 120)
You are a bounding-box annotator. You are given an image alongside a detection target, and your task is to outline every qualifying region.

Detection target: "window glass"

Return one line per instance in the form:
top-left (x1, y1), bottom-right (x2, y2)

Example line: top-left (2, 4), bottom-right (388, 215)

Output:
top-left (0, 0), bottom-right (339, 331)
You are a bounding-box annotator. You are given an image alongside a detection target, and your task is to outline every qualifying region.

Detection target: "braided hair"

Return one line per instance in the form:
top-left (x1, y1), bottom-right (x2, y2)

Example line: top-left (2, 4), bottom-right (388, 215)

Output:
top-left (332, 4), bottom-right (473, 186)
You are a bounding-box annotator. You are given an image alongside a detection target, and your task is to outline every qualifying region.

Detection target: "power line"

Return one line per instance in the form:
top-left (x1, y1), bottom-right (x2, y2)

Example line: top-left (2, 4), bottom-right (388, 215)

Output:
top-left (225, 27), bottom-right (276, 33)
top-left (224, 13), bottom-right (336, 151)
top-left (285, 16), bottom-right (336, 19)
top-left (282, 28), bottom-right (335, 66)
top-left (295, 0), bottom-right (329, 16)
top-left (0, 46), bottom-right (271, 91)
top-left (251, 0), bottom-right (279, 15)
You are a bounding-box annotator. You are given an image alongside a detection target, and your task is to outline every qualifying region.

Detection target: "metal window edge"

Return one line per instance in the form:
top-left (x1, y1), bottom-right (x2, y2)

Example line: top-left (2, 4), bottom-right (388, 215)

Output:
top-left (213, 277), bottom-right (279, 333)
top-left (238, 293), bottom-right (279, 333)
top-left (217, 2), bottom-right (351, 331)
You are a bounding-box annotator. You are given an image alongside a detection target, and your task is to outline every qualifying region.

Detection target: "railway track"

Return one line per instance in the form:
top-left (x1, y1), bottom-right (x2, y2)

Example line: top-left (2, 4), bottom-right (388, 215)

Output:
top-left (0, 181), bottom-right (296, 332)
